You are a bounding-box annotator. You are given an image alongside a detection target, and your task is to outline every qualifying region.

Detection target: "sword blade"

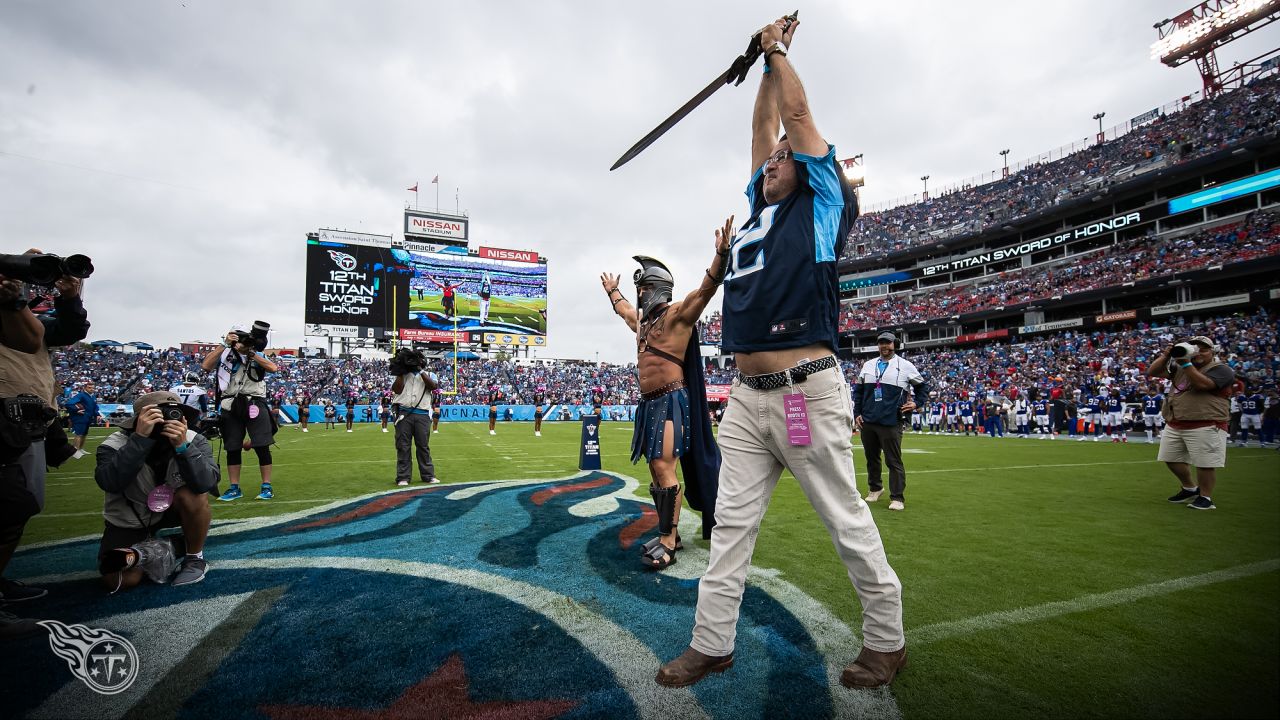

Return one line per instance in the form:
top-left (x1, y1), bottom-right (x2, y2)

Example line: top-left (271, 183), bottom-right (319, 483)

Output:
top-left (609, 69), bottom-right (733, 171)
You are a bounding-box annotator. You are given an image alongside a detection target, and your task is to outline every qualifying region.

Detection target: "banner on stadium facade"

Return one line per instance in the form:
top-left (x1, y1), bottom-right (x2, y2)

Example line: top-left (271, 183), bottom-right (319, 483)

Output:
top-left (1130, 108), bottom-right (1160, 127)
top-left (579, 414), bottom-right (602, 470)
top-left (1094, 310), bottom-right (1138, 324)
top-left (919, 209), bottom-right (1158, 277)
top-left (316, 229), bottom-right (393, 248)
top-left (1018, 317), bottom-right (1083, 334)
top-left (479, 246), bottom-right (539, 263)
top-left (399, 328), bottom-right (468, 343)
top-left (306, 323), bottom-right (359, 338)
top-left (1149, 293), bottom-right (1251, 316)
top-left (482, 332), bottom-right (546, 347)
top-left (955, 329), bottom-right (1009, 344)
top-left (404, 210), bottom-right (468, 246)
top-left (840, 271), bottom-right (911, 292)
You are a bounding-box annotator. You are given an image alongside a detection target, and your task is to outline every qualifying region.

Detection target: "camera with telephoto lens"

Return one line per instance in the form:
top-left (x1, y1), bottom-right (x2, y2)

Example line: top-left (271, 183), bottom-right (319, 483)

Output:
top-left (101, 536), bottom-right (183, 583)
top-left (228, 320), bottom-right (271, 352)
top-left (0, 253), bottom-right (94, 285)
top-left (1170, 342), bottom-right (1199, 360)
top-left (388, 348), bottom-right (427, 376)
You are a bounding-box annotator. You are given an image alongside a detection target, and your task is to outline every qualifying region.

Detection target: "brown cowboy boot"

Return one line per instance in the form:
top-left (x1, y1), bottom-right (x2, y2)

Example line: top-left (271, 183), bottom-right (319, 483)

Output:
top-left (655, 647), bottom-right (734, 688)
top-left (840, 645), bottom-right (908, 688)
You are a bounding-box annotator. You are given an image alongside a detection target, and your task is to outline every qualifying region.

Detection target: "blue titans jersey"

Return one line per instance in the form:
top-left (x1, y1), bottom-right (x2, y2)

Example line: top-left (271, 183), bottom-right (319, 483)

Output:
top-left (721, 145), bottom-right (856, 353)
top-left (1239, 394), bottom-right (1264, 415)
top-left (1143, 394), bottom-right (1164, 414)
top-left (1033, 399), bottom-right (1049, 415)
top-left (1081, 396), bottom-right (1099, 412)
top-left (1106, 396), bottom-right (1124, 412)
top-left (931, 402), bottom-right (944, 415)
top-left (958, 401), bottom-right (973, 415)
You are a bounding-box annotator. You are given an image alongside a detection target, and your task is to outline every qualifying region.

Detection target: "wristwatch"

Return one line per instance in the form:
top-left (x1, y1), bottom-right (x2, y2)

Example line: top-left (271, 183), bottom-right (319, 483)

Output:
top-left (764, 41), bottom-right (787, 60)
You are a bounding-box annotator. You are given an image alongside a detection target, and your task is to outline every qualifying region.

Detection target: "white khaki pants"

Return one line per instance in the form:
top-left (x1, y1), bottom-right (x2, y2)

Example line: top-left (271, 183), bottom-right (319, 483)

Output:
top-left (691, 366), bottom-right (905, 656)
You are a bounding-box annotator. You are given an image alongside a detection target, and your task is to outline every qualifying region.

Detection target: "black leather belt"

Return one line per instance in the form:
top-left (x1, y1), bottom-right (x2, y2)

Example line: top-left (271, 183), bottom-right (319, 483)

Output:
top-left (738, 356), bottom-right (838, 391)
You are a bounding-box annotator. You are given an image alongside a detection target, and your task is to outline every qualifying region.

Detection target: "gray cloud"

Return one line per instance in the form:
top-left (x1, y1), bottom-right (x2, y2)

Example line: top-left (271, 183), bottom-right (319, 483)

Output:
top-left (2, 0), bottom-right (1274, 362)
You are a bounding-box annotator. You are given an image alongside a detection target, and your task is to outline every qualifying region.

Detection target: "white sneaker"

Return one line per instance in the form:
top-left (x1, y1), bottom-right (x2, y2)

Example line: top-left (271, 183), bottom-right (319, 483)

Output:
top-left (347, 429), bottom-right (353, 433)
top-left (535, 431), bottom-right (541, 437)
top-left (72, 449), bottom-right (87, 459)
top-left (888, 500), bottom-right (905, 511)
top-left (382, 428), bottom-right (388, 433)
top-left (489, 430), bottom-right (496, 435)
top-left (433, 430), bottom-right (439, 434)
top-left (865, 490), bottom-right (883, 503)
top-left (302, 428), bottom-right (308, 432)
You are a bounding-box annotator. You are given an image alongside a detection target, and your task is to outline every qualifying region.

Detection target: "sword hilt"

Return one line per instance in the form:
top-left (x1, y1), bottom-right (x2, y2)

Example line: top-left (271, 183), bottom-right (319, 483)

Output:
top-left (727, 10), bottom-right (799, 87)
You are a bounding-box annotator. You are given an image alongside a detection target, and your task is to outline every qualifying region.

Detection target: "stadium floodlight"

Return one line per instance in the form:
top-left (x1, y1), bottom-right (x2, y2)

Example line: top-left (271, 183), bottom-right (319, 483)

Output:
top-left (1150, 0), bottom-right (1280, 64)
top-left (840, 154), bottom-right (865, 188)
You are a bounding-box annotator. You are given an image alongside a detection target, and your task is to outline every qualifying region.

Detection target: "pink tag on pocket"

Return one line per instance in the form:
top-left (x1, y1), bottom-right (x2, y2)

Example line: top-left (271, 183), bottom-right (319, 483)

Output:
top-left (784, 393), bottom-right (811, 446)
top-left (248, 404), bottom-right (260, 419)
top-left (147, 483), bottom-right (174, 513)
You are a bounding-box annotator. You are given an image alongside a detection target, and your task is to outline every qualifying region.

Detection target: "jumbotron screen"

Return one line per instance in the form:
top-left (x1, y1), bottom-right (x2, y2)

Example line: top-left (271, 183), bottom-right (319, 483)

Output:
top-left (303, 230), bottom-right (411, 339)
top-left (397, 246), bottom-right (548, 344)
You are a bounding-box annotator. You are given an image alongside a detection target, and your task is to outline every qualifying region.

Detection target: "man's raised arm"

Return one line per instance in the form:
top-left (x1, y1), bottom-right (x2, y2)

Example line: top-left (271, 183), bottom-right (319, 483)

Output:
top-left (601, 273), bottom-right (639, 332)
top-left (676, 216), bottom-right (734, 325)
top-left (761, 18), bottom-right (825, 157)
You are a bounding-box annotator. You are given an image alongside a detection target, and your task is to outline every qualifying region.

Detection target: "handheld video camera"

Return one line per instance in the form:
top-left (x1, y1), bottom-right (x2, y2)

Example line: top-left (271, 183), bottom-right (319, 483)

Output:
top-left (228, 320), bottom-right (271, 353)
top-left (388, 348), bottom-right (427, 376)
top-left (0, 253), bottom-right (94, 284)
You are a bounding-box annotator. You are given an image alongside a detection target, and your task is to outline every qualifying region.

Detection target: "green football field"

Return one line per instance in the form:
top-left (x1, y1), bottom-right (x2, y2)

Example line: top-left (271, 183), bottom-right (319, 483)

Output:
top-left (408, 292), bottom-right (547, 333)
top-left (21, 424), bottom-right (1280, 719)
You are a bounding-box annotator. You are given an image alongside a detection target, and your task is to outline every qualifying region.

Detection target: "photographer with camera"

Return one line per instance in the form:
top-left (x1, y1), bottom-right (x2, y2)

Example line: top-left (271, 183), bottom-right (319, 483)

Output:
top-left (1147, 336), bottom-right (1236, 510)
top-left (0, 251), bottom-right (90, 629)
top-left (201, 322), bottom-right (278, 502)
top-left (96, 391), bottom-right (218, 591)
top-left (389, 348), bottom-right (439, 487)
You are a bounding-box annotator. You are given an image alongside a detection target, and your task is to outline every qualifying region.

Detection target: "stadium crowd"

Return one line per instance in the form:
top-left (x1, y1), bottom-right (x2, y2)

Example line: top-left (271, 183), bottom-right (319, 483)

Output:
top-left (840, 210), bottom-right (1280, 331)
top-left (52, 310), bottom-right (1275, 426)
top-left (846, 73), bottom-right (1280, 261)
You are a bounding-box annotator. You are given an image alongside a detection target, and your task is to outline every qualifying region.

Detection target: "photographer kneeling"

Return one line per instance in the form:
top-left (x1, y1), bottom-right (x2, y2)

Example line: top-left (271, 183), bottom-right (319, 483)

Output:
top-left (389, 348), bottom-right (439, 486)
top-left (95, 392), bottom-right (219, 591)
top-left (202, 323), bottom-right (278, 501)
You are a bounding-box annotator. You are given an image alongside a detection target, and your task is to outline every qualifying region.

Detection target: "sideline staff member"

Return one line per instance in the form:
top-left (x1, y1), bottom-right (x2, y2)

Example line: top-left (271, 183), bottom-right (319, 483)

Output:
top-left (391, 358), bottom-right (439, 486)
top-left (854, 332), bottom-right (928, 511)
top-left (1146, 335), bottom-right (1235, 510)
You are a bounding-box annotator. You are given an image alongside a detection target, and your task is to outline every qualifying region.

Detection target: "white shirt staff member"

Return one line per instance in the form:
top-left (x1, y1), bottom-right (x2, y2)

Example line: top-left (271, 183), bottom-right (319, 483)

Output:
top-left (853, 332), bottom-right (928, 511)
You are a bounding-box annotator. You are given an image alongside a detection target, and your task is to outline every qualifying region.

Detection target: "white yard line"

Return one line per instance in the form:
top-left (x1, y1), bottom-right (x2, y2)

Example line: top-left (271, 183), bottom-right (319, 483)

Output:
top-left (909, 558), bottom-right (1280, 646)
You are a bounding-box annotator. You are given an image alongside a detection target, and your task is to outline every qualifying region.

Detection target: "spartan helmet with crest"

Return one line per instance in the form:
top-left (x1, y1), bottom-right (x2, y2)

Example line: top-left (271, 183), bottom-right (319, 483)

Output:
top-left (632, 255), bottom-right (674, 322)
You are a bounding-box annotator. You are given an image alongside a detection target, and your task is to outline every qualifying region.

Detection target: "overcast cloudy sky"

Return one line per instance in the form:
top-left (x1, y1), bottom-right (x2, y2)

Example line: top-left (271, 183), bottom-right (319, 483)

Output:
top-left (2, 1), bottom-right (1276, 363)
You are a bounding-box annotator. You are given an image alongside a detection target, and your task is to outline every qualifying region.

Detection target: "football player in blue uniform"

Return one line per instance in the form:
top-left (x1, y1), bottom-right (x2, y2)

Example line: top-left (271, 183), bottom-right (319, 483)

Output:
top-left (1141, 386), bottom-right (1164, 444)
top-left (1237, 388), bottom-right (1265, 446)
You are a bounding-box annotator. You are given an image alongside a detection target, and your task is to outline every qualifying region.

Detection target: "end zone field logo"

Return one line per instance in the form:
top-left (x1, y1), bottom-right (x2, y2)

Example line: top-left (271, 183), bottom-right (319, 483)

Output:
top-left (7, 473), bottom-right (897, 719)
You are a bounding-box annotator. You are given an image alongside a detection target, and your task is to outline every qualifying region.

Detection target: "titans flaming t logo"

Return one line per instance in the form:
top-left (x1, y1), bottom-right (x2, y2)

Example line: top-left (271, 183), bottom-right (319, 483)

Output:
top-left (37, 620), bottom-right (140, 695)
